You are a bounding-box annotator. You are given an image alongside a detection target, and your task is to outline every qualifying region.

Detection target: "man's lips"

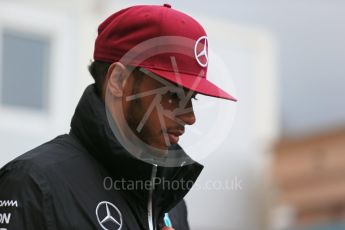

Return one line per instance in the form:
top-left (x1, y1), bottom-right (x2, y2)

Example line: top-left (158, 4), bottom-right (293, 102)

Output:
top-left (165, 128), bottom-right (185, 145)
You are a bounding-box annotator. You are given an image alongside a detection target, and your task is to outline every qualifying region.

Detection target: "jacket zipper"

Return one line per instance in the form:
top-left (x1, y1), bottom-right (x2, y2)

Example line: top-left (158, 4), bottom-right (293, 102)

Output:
top-left (148, 164), bottom-right (158, 230)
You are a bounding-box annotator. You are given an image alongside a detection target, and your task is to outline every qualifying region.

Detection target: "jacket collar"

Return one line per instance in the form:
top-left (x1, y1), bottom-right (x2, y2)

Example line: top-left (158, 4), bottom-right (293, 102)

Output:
top-left (70, 85), bottom-right (203, 215)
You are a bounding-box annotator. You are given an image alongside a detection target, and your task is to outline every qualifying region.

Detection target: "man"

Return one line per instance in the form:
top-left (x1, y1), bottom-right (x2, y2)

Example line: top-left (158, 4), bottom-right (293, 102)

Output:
top-left (0, 4), bottom-right (236, 230)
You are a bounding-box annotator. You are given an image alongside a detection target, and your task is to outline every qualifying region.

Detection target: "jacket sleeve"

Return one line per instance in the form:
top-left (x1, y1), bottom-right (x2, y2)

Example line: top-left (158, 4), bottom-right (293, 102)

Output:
top-left (0, 164), bottom-right (55, 230)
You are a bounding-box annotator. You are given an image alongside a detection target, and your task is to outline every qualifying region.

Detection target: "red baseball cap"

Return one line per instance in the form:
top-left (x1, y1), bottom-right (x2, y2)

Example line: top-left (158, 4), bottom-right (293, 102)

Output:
top-left (94, 4), bottom-right (237, 101)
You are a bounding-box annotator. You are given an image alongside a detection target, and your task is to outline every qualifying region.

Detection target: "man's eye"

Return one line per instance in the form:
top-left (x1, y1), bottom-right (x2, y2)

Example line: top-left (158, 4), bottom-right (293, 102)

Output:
top-left (170, 93), bottom-right (179, 100)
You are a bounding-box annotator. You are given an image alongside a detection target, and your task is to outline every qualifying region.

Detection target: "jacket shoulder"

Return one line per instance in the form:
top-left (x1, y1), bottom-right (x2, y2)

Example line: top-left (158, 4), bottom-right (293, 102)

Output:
top-left (0, 154), bottom-right (56, 229)
top-left (2, 134), bottom-right (91, 172)
top-left (0, 134), bottom-right (106, 229)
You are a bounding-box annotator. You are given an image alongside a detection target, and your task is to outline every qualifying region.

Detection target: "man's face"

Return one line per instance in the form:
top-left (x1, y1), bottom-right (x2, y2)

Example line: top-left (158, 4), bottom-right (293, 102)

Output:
top-left (122, 69), bottom-right (197, 150)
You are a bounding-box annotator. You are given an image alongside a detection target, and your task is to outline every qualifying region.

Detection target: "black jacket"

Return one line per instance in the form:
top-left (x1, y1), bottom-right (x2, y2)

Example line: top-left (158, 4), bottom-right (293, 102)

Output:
top-left (0, 85), bottom-right (203, 230)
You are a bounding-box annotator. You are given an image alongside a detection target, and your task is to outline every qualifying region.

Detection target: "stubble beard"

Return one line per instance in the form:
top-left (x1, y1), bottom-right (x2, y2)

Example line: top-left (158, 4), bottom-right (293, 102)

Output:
top-left (126, 98), bottom-right (160, 148)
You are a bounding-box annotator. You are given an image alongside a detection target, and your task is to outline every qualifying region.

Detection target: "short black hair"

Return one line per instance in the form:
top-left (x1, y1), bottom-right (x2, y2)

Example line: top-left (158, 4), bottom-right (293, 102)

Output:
top-left (88, 60), bottom-right (111, 96)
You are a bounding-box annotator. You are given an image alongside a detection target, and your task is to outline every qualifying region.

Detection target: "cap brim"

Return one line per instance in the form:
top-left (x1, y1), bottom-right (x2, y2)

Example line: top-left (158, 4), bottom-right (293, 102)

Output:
top-left (144, 68), bottom-right (237, 101)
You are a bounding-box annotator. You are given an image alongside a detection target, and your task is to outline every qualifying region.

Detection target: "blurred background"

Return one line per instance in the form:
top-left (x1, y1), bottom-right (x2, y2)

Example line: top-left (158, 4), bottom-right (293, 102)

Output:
top-left (0, 0), bottom-right (345, 229)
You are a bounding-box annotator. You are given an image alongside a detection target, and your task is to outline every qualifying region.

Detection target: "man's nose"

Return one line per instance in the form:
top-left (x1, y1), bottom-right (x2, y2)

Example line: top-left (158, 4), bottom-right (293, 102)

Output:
top-left (176, 103), bottom-right (196, 125)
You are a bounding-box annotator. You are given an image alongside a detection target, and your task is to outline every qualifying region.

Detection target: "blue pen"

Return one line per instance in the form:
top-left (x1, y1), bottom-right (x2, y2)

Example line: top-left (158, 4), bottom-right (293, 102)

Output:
top-left (164, 213), bottom-right (172, 228)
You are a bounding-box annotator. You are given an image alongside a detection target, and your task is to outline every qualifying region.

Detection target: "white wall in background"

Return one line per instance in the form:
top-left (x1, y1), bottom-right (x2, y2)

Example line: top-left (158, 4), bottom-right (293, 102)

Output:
top-left (0, 1), bottom-right (78, 167)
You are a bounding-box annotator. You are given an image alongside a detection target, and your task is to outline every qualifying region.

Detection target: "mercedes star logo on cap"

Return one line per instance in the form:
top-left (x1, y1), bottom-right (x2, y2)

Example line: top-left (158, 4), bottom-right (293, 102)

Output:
top-left (194, 36), bottom-right (209, 67)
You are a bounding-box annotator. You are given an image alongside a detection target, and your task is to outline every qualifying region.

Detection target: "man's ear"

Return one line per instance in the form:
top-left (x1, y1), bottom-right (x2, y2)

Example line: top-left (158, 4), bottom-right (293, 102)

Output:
top-left (103, 62), bottom-right (128, 99)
